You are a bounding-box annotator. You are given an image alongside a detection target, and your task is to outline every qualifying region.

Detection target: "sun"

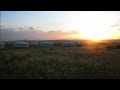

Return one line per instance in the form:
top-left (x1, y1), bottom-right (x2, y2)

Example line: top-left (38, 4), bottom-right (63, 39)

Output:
top-left (81, 30), bottom-right (109, 41)
top-left (62, 11), bottom-right (118, 41)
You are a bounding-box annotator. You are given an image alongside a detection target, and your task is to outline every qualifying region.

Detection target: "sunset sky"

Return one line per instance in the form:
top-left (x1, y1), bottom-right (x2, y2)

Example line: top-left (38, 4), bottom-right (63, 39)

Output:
top-left (1, 11), bottom-right (120, 41)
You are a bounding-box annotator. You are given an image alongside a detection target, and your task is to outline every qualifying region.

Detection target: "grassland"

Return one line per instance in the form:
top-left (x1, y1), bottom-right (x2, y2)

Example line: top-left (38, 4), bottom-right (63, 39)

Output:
top-left (0, 44), bottom-right (120, 79)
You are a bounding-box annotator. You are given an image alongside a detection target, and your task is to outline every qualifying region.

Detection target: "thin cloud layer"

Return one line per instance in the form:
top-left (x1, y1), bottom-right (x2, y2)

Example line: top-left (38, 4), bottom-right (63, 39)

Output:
top-left (1, 26), bottom-right (79, 41)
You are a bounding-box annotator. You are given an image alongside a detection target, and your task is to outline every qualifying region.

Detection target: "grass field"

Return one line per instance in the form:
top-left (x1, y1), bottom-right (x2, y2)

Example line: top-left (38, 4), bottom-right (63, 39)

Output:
top-left (0, 44), bottom-right (120, 79)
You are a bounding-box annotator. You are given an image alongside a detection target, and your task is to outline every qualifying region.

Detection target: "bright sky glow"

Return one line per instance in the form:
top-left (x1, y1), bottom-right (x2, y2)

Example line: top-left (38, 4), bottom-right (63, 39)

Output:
top-left (1, 11), bottom-right (120, 41)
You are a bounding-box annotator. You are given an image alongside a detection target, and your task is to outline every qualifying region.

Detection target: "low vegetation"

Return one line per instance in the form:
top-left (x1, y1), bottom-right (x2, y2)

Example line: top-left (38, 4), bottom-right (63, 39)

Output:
top-left (0, 44), bottom-right (120, 79)
top-left (106, 45), bottom-right (120, 49)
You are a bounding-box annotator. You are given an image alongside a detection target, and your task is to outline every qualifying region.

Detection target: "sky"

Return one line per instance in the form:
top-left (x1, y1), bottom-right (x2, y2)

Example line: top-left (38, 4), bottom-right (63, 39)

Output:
top-left (1, 11), bottom-right (120, 41)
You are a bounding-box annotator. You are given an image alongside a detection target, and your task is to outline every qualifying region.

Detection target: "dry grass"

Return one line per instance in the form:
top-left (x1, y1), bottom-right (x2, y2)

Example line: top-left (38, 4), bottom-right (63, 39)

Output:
top-left (0, 45), bottom-right (120, 79)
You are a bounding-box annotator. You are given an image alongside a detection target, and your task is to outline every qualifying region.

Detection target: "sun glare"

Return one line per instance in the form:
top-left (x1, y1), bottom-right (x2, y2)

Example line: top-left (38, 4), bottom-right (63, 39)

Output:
top-left (82, 31), bottom-right (108, 41)
top-left (63, 11), bottom-right (118, 41)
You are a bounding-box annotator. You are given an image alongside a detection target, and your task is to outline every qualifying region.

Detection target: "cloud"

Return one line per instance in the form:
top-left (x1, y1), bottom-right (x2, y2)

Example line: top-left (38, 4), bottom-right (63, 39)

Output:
top-left (18, 28), bottom-right (23, 29)
top-left (48, 30), bottom-right (78, 34)
top-left (110, 25), bottom-right (120, 27)
top-left (28, 27), bottom-right (35, 30)
top-left (1, 26), bottom-right (79, 41)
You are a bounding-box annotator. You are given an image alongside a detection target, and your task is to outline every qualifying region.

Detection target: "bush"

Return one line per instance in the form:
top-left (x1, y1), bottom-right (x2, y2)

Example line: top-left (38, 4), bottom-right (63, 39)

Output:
top-left (106, 45), bottom-right (120, 49)
top-left (116, 45), bottom-right (120, 48)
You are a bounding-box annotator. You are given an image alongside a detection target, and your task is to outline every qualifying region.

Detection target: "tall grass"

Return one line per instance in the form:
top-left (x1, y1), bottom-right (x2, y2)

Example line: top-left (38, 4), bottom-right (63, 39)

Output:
top-left (0, 46), bottom-right (120, 79)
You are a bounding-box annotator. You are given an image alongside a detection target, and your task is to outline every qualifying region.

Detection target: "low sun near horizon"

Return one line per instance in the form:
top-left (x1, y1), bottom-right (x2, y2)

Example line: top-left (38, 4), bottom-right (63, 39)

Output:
top-left (1, 11), bottom-right (120, 41)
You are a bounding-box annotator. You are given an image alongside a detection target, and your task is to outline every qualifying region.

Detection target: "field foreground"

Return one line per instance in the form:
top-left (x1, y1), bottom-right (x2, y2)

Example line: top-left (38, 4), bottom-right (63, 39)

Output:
top-left (0, 45), bottom-right (120, 79)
